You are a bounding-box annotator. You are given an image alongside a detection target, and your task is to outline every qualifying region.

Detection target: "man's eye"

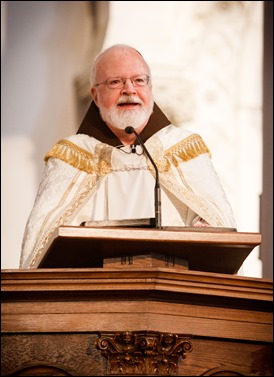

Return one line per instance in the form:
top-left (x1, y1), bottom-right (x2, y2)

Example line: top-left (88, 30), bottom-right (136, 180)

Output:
top-left (109, 79), bottom-right (121, 86)
top-left (135, 78), bottom-right (145, 84)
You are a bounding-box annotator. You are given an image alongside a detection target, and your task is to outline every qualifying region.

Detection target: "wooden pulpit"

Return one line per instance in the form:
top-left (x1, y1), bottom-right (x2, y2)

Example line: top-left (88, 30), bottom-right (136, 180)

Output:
top-left (1, 226), bottom-right (273, 376)
top-left (35, 225), bottom-right (258, 274)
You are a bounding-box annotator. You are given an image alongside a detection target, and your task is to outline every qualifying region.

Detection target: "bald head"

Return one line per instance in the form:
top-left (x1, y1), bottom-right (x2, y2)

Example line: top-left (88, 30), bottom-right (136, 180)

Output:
top-left (91, 44), bottom-right (151, 87)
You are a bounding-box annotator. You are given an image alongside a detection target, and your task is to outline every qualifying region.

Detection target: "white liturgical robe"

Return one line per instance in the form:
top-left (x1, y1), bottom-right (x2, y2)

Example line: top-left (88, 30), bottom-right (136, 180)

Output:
top-left (20, 124), bottom-right (236, 269)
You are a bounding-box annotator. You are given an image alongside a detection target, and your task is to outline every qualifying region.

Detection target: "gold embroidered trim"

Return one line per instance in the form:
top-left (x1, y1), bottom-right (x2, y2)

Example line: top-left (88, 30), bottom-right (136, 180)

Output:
top-left (28, 173), bottom-right (101, 268)
top-left (44, 134), bottom-right (210, 176)
top-left (164, 134), bottom-right (211, 167)
top-left (45, 139), bottom-right (98, 174)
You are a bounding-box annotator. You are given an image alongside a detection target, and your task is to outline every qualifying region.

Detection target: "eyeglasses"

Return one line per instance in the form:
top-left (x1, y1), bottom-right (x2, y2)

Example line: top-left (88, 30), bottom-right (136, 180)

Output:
top-left (94, 74), bottom-right (150, 89)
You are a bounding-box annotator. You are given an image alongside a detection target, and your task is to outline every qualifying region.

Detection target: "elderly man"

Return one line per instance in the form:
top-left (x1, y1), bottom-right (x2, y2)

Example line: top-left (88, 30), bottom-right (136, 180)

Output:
top-left (20, 44), bottom-right (236, 269)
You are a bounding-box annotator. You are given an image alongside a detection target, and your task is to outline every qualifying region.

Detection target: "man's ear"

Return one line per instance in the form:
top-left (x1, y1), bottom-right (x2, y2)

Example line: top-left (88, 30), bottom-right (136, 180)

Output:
top-left (91, 87), bottom-right (98, 105)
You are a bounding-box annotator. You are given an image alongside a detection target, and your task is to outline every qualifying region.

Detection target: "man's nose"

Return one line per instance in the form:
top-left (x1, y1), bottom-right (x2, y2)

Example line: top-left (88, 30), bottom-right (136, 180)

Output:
top-left (121, 78), bottom-right (137, 94)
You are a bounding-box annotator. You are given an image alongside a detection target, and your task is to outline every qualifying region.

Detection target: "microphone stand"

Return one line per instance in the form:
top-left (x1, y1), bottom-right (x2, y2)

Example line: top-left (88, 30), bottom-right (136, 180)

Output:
top-left (125, 126), bottom-right (162, 229)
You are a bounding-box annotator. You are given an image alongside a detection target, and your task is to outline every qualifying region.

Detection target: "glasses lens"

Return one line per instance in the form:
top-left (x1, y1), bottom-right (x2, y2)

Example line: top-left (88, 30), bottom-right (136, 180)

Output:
top-left (107, 78), bottom-right (124, 89)
top-left (106, 75), bottom-right (149, 89)
top-left (132, 75), bottom-right (149, 87)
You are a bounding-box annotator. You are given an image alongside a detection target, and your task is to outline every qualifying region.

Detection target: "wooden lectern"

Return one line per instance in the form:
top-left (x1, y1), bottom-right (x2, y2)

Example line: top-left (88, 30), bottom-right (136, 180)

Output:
top-left (1, 226), bottom-right (273, 376)
top-left (35, 226), bottom-right (257, 274)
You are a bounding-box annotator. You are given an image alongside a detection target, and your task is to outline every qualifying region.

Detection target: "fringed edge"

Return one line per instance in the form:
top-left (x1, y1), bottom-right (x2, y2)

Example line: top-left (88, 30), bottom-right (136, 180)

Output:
top-left (164, 134), bottom-right (211, 166)
top-left (44, 139), bottom-right (95, 174)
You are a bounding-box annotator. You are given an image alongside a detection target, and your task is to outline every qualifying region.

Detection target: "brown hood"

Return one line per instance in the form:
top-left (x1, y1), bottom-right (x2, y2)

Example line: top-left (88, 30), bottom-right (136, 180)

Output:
top-left (76, 101), bottom-right (171, 146)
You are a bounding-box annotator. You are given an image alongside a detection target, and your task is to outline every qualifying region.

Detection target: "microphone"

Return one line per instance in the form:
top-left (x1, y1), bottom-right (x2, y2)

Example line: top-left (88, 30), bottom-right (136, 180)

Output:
top-left (125, 126), bottom-right (162, 229)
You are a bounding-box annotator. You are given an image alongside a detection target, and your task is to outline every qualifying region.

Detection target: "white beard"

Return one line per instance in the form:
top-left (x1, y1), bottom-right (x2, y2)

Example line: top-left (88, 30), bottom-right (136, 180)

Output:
top-left (98, 96), bottom-right (154, 130)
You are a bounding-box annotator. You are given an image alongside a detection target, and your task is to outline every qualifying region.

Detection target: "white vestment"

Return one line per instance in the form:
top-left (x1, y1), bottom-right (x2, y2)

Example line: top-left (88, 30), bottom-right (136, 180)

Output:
top-left (20, 124), bottom-right (236, 268)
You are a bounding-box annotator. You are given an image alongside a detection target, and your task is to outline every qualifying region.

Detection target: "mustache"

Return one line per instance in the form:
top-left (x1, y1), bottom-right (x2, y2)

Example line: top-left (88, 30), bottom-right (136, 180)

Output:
top-left (117, 96), bottom-right (143, 105)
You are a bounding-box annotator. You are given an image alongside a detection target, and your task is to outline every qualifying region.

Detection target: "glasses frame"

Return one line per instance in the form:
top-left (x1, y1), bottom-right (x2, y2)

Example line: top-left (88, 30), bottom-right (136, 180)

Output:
top-left (94, 74), bottom-right (150, 89)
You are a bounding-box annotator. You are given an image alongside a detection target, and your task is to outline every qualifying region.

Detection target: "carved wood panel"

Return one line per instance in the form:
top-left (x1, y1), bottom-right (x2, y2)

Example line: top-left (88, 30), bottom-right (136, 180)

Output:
top-left (95, 331), bottom-right (193, 375)
top-left (2, 333), bottom-right (272, 376)
top-left (1, 333), bottom-right (105, 376)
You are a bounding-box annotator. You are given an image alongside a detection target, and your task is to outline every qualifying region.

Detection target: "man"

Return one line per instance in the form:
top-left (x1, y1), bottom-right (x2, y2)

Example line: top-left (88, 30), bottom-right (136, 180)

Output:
top-left (20, 44), bottom-right (236, 269)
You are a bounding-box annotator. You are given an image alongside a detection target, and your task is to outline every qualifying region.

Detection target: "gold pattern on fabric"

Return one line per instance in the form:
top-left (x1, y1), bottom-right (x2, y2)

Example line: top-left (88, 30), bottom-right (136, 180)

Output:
top-left (93, 143), bottom-right (113, 176)
top-left (28, 173), bottom-right (101, 268)
top-left (146, 134), bottom-right (222, 226)
top-left (44, 139), bottom-right (112, 175)
top-left (162, 169), bottom-right (223, 227)
top-left (44, 135), bottom-right (209, 177)
top-left (164, 134), bottom-right (211, 167)
top-left (28, 140), bottom-right (115, 267)
top-left (145, 137), bottom-right (170, 173)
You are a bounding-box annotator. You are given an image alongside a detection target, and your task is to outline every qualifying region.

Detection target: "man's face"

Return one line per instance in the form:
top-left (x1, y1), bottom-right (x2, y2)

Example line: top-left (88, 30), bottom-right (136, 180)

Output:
top-left (91, 49), bottom-right (153, 130)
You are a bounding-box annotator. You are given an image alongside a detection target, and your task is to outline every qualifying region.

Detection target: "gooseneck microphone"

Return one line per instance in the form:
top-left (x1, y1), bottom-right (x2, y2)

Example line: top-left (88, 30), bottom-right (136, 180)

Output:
top-left (125, 126), bottom-right (162, 229)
